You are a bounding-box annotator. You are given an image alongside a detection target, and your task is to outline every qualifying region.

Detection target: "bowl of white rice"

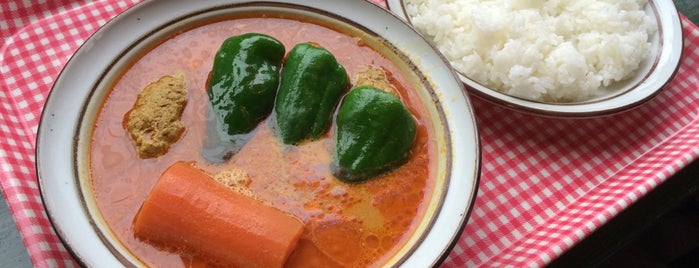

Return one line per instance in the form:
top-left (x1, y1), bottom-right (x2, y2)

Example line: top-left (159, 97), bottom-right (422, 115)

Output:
top-left (387, 0), bottom-right (683, 117)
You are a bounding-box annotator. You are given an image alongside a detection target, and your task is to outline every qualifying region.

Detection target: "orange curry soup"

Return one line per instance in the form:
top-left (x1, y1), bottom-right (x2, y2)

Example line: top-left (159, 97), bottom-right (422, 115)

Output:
top-left (90, 16), bottom-right (437, 267)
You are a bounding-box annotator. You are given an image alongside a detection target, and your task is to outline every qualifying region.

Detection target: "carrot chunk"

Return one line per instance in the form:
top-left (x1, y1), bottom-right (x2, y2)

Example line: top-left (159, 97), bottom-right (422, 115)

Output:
top-left (133, 161), bottom-right (304, 268)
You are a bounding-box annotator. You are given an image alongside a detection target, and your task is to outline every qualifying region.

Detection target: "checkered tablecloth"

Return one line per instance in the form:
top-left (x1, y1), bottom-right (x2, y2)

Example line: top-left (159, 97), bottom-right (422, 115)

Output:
top-left (2, 0), bottom-right (698, 267)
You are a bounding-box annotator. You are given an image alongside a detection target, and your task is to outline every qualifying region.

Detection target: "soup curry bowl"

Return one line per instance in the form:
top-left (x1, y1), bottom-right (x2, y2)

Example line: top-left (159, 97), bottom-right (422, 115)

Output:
top-left (36, 0), bottom-right (480, 267)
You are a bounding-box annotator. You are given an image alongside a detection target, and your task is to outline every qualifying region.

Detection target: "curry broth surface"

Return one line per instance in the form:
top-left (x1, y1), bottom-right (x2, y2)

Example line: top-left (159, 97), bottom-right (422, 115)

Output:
top-left (90, 17), bottom-right (436, 267)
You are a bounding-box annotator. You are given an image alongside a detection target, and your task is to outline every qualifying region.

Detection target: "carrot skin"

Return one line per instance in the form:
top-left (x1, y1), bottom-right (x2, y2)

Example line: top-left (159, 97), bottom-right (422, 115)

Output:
top-left (133, 161), bottom-right (304, 268)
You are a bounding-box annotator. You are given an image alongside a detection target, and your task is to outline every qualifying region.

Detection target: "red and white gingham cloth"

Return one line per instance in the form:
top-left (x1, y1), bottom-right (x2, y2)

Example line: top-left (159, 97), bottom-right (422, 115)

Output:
top-left (1, 1), bottom-right (698, 267)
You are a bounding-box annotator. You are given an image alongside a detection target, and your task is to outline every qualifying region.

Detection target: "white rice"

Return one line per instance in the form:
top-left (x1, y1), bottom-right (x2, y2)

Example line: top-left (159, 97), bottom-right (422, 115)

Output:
top-left (404, 0), bottom-right (658, 102)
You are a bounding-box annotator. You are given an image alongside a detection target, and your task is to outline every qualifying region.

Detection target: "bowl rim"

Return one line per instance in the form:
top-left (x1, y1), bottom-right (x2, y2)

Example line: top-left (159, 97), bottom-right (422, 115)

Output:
top-left (35, 0), bottom-right (482, 267)
top-left (386, 0), bottom-right (684, 117)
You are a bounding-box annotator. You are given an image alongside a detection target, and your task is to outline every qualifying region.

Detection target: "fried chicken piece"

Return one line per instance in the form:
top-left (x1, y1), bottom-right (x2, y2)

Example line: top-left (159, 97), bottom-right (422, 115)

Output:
top-left (123, 75), bottom-right (188, 158)
top-left (352, 65), bottom-right (398, 96)
top-left (212, 168), bottom-right (254, 197)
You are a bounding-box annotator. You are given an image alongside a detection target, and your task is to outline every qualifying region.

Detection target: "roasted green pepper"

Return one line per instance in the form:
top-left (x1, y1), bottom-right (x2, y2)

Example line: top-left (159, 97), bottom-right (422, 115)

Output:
top-left (274, 43), bottom-right (349, 144)
top-left (203, 33), bottom-right (285, 162)
top-left (207, 33), bottom-right (285, 136)
top-left (331, 86), bottom-right (417, 182)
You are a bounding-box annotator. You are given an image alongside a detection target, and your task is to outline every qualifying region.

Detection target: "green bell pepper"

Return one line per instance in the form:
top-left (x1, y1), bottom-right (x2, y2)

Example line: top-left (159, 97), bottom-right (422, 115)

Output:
top-left (332, 86), bottom-right (417, 182)
top-left (207, 33), bottom-right (285, 136)
top-left (274, 43), bottom-right (349, 144)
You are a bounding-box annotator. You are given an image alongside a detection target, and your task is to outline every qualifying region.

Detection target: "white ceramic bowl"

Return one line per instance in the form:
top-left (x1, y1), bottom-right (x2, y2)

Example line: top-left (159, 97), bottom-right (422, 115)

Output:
top-left (387, 0), bottom-right (684, 117)
top-left (36, 0), bottom-right (481, 267)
